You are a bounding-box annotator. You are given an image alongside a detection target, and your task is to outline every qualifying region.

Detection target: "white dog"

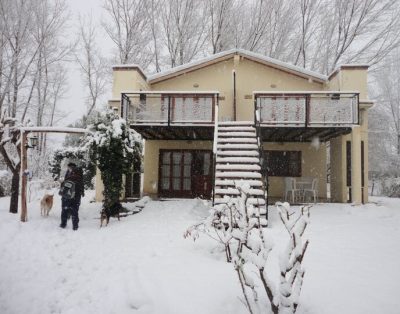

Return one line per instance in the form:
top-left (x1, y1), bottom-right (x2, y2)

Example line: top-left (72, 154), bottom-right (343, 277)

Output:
top-left (40, 192), bottom-right (54, 216)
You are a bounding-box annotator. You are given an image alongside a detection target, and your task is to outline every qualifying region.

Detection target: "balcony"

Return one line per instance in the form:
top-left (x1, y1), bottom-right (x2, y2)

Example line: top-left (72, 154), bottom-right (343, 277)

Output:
top-left (121, 91), bottom-right (359, 142)
top-left (121, 91), bottom-right (219, 140)
top-left (254, 92), bottom-right (359, 141)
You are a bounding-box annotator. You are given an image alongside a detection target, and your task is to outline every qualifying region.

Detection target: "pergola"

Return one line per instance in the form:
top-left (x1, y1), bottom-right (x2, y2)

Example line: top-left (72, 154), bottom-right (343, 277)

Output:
top-left (19, 126), bottom-right (89, 222)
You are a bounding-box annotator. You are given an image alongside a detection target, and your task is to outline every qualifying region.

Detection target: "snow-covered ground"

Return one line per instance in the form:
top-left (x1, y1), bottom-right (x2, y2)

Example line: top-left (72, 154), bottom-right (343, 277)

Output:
top-left (0, 193), bottom-right (399, 314)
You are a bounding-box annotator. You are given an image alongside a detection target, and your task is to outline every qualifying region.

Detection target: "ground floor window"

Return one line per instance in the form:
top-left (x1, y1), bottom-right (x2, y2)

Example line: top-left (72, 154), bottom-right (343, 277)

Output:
top-left (264, 150), bottom-right (302, 177)
top-left (159, 150), bottom-right (212, 198)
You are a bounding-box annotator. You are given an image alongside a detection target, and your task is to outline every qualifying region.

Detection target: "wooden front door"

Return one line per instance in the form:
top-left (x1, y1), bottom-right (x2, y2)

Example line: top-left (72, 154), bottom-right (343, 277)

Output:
top-left (159, 150), bottom-right (213, 198)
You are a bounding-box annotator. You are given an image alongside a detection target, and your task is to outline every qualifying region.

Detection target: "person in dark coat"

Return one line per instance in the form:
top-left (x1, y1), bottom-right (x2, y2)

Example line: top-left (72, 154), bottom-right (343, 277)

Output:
top-left (59, 162), bottom-right (84, 230)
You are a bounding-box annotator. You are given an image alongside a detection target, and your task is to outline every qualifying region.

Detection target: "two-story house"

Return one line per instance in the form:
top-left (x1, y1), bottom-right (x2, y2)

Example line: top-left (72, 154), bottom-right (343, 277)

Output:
top-left (95, 49), bottom-right (373, 217)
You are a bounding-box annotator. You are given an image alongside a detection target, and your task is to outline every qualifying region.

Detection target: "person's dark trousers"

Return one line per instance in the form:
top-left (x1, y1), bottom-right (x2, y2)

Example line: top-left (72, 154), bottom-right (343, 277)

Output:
top-left (61, 198), bottom-right (80, 229)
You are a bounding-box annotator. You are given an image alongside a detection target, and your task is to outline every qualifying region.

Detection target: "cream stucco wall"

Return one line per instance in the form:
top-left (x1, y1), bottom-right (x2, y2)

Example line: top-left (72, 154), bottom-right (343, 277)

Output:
top-left (151, 59), bottom-right (235, 121)
top-left (152, 57), bottom-right (323, 121)
top-left (327, 66), bottom-right (370, 204)
top-left (235, 58), bottom-right (323, 120)
top-left (112, 70), bottom-right (149, 99)
top-left (262, 142), bottom-right (327, 200)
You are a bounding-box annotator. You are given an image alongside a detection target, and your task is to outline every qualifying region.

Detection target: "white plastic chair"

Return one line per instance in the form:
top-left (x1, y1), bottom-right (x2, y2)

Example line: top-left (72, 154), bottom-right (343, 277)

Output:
top-left (303, 178), bottom-right (319, 203)
top-left (284, 177), bottom-right (300, 203)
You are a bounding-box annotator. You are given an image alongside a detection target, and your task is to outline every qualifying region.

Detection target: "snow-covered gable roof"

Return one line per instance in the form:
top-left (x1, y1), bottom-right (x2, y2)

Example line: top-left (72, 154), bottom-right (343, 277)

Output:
top-left (147, 49), bottom-right (328, 83)
top-left (112, 64), bottom-right (146, 80)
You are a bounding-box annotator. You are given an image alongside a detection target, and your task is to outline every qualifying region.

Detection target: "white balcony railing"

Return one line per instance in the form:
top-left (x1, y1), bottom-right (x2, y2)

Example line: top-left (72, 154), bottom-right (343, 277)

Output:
top-left (254, 92), bottom-right (359, 127)
top-left (121, 91), bottom-right (219, 126)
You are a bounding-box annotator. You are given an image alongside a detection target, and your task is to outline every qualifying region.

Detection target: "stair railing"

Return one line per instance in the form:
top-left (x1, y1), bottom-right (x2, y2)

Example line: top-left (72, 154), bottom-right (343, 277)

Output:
top-left (254, 97), bottom-right (269, 224)
top-left (211, 96), bottom-right (219, 206)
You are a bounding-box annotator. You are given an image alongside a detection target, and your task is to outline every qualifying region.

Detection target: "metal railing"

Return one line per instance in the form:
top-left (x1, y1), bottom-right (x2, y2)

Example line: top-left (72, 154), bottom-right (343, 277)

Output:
top-left (121, 91), bottom-right (219, 126)
top-left (254, 98), bottom-right (269, 224)
top-left (211, 101), bottom-right (219, 206)
top-left (254, 92), bottom-right (359, 127)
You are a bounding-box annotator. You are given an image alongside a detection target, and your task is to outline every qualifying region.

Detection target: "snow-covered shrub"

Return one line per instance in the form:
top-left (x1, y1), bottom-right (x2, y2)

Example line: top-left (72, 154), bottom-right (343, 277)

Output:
top-left (83, 110), bottom-right (142, 213)
top-left (185, 183), bottom-right (311, 314)
top-left (49, 147), bottom-right (96, 189)
top-left (370, 176), bottom-right (400, 197)
top-left (381, 177), bottom-right (400, 198)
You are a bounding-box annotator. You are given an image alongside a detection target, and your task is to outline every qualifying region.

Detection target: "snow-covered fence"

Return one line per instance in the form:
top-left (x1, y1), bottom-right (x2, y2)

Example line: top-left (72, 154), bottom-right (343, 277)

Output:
top-left (185, 183), bottom-right (311, 314)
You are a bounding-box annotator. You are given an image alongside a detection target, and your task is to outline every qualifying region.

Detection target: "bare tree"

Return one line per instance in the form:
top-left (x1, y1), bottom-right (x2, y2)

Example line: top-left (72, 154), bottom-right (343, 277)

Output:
top-left (373, 49), bottom-right (400, 155)
top-left (292, 0), bottom-right (322, 67)
top-left (160, 0), bottom-right (208, 67)
top-left (76, 15), bottom-right (109, 118)
top-left (230, 0), bottom-right (295, 60)
top-left (308, 0), bottom-right (400, 74)
top-left (0, 0), bottom-right (70, 213)
top-left (206, 0), bottom-right (234, 54)
top-left (146, 0), bottom-right (162, 72)
top-left (103, 0), bottom-right (152, 67)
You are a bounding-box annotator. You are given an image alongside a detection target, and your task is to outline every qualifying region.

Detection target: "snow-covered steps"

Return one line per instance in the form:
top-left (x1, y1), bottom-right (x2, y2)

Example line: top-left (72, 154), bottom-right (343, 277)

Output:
top-left (216, 172), bottom-right (262, 179)
top-left (213, 120), bottom-right (268, 226)
top-left (214, 197), bottom-right (266, 206)
top-left (217, 143), bottom-right (259, 150)
top-left (217, 137), bottom-right (257, 143)
top-left (216, 164), bottom-right (261, 171)
top-left (214, 179), bottom-right (263, 187)
top-left (216, 157), bottom-right (260, 164)
top-left (218, 131), bottom-right (256, 137)
top-left (217, 150), bottom-right (259, 157)
top-left (214, 188), bottom-right (265, 196)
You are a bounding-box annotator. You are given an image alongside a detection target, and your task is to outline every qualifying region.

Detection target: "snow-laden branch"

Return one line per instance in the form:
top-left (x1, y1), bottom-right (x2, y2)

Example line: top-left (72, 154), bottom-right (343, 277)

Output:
top-left (185, 183), bottom-right (311, 314)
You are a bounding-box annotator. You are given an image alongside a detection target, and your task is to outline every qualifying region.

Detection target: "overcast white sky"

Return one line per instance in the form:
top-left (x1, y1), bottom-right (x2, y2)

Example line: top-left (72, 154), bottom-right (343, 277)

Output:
top-left (59, 0), bottom-right (114, 126)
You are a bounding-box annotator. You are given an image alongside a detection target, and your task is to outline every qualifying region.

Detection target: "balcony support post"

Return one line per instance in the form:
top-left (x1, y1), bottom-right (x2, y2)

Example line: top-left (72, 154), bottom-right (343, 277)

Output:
top-left (305, 94), bottom-right (310, 127)
top-left (167, 96), bottom-right (171, 126)
top-left (351, 126), bottom-right (362, 205)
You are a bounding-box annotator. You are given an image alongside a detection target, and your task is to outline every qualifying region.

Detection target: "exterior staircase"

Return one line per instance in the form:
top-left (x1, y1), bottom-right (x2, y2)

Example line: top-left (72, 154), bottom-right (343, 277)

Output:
top-left (212, 121), bottom-right (268, 226)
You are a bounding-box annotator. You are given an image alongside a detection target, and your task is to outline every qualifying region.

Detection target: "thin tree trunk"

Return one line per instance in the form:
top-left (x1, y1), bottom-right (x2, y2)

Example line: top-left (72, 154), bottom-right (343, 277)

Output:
top-left (9, 167), bottom-right (20, 213)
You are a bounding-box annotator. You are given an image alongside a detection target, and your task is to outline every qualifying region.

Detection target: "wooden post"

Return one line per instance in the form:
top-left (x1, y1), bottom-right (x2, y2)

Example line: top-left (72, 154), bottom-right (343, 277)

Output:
top-left (20, 131), bottom-right (28, 222)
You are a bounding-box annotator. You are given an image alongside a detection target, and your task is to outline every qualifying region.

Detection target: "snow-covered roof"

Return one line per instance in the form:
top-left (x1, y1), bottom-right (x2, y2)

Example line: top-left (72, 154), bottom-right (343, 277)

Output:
top-left (112, 63), bottom-right (142, 69)
top-left (112, 64), bottom-right (146, 79)
top-left (328, 64), bottom-right (370, 80)
top-left (147, 49), bottom-right (328, 83)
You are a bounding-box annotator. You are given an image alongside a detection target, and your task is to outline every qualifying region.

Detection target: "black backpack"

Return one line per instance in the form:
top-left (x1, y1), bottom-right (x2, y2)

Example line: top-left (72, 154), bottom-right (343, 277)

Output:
top-left (61, 180), bottom-right (76, 199)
